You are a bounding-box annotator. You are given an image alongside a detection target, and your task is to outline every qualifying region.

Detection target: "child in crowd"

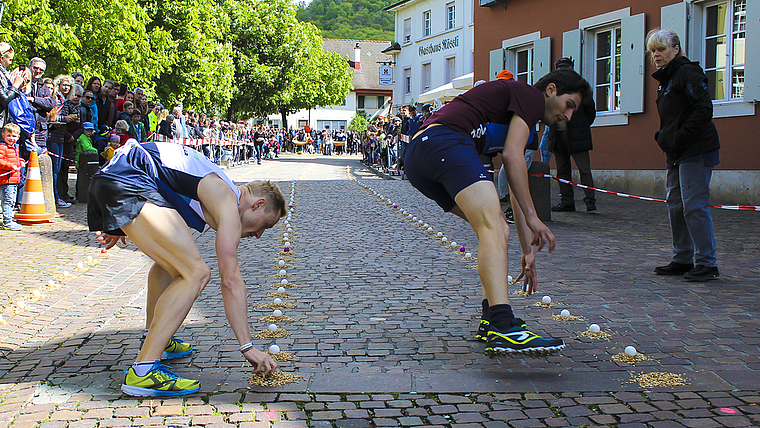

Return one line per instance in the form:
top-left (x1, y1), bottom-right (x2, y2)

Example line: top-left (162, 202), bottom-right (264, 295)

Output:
top-left (0, 123), bottom-right (25, 231)
top-left (114, 120), bottom-right (131, 146)
top-left (102, 136), bottom-right (121, 162)
top-left (75, 122), bottom-right (99, 166)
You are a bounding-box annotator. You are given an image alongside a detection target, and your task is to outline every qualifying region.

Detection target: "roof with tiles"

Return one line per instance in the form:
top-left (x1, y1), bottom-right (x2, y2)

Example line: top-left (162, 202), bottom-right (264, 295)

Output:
top-left (322, 39), bottom-right (394, 92)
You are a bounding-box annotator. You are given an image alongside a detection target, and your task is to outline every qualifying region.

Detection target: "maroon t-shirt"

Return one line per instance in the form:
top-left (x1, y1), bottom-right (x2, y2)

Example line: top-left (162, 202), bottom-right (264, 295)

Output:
top-left (420, 79), bottom-right (545, 154)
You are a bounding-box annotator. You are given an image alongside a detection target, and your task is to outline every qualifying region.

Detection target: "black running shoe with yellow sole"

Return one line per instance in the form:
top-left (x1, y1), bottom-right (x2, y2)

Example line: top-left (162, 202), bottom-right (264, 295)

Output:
top-left (485, 325), bottom-right (565, 357)
top-left (122, 361), bottom-right (200, 397)
top-left (475, 319), bottom-right (489, 342)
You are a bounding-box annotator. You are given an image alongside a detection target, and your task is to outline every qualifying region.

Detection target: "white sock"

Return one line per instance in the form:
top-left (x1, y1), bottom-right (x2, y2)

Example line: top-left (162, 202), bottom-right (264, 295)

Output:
top-left (132, 360), bottom-right (158, 377)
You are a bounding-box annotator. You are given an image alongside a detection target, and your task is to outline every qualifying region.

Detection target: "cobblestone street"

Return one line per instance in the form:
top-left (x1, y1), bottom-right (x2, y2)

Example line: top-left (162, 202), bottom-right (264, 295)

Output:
top-left (0, 154), bottom-right (758, 427)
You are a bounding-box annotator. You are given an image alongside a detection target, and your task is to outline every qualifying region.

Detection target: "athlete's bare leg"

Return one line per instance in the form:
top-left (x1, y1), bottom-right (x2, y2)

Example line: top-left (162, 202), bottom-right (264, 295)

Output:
top-left (145, 263), bottom-right (173, 330)
top-left (121, 202), bottom-right (211, 362)
top-left (454, 180), bottom-right (511, 306)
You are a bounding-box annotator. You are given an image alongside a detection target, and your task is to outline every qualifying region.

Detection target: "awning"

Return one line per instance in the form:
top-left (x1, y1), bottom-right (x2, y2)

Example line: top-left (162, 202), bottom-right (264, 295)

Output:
top-left (451, 72), bottom-right (474, 90)
top-left (418, 82), bottom-right (466, 103)
top-left (418, 72), bottom-right (474, 103)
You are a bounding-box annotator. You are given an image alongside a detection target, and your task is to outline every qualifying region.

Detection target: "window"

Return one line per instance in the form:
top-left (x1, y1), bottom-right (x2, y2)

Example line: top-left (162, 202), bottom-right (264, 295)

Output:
top-left (377, 96), bottom-right (385, 107)
top-left (446, 2), bottom-right (456, 30)
top-left (422, 63), bottom-right (431, 91)
top-left (594, 26), bottom-right (622, 112)
top-left (703, 0), bottom-right (746, 100)
top-left (497, 32), bottom-right (549, 85)
top-left (423, 10), bottom-right (431, 37)
top-left (403, 18), bottom-right (412, 44)
top-left (563, 8), bottom-right (645, 125)
top-left (404, 68), bottom-right (412, 94)
top-left (357, 95), bottom-right (365, 109)
top-left (445, 57), bottom-right (456, 82)
top-left (365, 96), bottom-right (378, 109)
top-left (514, 47), bottom-right (533, 84)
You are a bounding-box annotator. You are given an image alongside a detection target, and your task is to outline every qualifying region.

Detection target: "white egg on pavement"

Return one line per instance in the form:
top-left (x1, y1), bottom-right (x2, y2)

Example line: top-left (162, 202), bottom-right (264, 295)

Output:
top-left (589, 324), bottom-right (601, 333)
top-left (560, 309), bottom-right (570, 317)
top-left (269, 324), bottom-right (278, 331)
top-left (269, 344), bottom-right (281, 354)
top-left (624, 346), bottom-right (637, 356)
top-left (279, 269), bottom-right (287, 275)
top-left (273, 309), bottom-right (283, 316)
top-left (542, 296), bottom-right (552, 304)
top-left (278, 287), bottom-right (286, 293)
top-left (273, 298), bottom-right (282, 304)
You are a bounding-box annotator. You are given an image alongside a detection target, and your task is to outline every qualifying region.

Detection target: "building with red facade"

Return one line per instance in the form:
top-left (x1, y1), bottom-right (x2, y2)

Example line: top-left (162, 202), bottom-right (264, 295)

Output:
top-left (474, 0), bottom-right (758, 203)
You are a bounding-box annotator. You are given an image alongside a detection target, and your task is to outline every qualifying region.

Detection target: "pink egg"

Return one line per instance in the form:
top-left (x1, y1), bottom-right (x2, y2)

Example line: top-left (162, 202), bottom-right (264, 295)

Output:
top-left (393, 205), bottom-right (397, 208)
top-left (284, 247), bottom-right (290, 252)
top-left (460, 246), bottom-right (466, 252)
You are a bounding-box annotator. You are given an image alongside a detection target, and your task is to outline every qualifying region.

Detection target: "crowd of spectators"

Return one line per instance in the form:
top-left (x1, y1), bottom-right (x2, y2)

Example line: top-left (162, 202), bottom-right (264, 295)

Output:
top-left (359, 104), bottom-right (432, 172)
top-left (0, 43), bottom-right (325, 211)
top-left (0, 41), bottom-right (437, 218)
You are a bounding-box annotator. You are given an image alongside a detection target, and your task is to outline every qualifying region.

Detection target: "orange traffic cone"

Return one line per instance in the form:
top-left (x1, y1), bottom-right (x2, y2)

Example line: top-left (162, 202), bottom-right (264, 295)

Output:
top-left (15, 151), bottom-right (53, 225)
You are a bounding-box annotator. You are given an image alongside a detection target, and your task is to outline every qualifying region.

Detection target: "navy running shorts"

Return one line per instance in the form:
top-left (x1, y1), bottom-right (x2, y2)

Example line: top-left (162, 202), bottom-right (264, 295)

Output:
top-left (404, 125), bottom-right (492, 212)
top-left (87, 176), bottom-right (172, 236)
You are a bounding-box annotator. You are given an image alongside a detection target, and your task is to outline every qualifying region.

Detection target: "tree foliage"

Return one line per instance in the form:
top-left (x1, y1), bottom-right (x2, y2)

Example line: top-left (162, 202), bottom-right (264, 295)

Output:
top-left (224, 0), bottom-right (353, 124)
top-left (140, 0), bottom-right (235, 112)
top-left (296, 0), bottom-right (394, 41)
top-left (0, 0), bottom-right (353, 120)
top-left (348, 112), bottom-right (370, 133)
top-left (1, 0), bottom-right (172, 84)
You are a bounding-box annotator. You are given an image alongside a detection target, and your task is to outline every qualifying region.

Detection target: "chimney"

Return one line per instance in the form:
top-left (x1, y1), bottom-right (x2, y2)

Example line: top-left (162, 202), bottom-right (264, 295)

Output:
top-left (354, 43), bottom-right (361, 72)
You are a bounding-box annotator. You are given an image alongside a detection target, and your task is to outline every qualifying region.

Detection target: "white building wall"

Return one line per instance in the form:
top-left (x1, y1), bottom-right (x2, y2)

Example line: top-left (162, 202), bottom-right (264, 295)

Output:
top-left (267, 93), bottom-right (368, 131)
top-left (389, 0), bottom-right (474, 108)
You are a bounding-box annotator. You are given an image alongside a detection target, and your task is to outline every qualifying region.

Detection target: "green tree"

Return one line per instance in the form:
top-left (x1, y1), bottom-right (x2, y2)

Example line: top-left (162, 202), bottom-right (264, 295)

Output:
top-left (276, 21), bottom-right (354, 129)
top-left (140, 0), bottom-right (235, 112)
top-left (1, 0), bottom-right (172, 85)
top-left (296, 0), bottom-right (394, 41)
top-left (348, 112), bottom-right (370, 133)
top-left (224, 0), bottom-right (305, 120)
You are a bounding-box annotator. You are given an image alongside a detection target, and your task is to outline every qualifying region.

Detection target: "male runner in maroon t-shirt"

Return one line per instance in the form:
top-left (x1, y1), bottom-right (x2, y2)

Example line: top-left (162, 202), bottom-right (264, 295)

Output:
top-left (404, 69), bottom-right (591, 357)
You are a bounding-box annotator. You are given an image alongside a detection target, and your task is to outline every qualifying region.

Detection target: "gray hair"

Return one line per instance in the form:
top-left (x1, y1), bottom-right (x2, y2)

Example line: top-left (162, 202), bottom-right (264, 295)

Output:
top-left (646, 28), bottom-right (683, 56)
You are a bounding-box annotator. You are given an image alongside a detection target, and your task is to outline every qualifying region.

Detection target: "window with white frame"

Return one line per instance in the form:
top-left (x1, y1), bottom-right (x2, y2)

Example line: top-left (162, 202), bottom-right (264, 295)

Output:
top-left (423, 10), bottom-right (431, 37)
top-left (445, 57), bottom-right (456, 82)
top-left (422, 62), bottom-right (431, 91)
top-left (703, 0), bottom-right (746, 100)
top-left (514, 46), bottom-right (533, 84)
top-left (593, 26), bottom-right (622, 112)
top-left (403, 18), bottom-right (412, 44)
top-left (563, 8), bottom-right (645, 124)
top-left (404, 68), bottom-right (412, 94)
top-left (446, 2), bottom-right (456, 30)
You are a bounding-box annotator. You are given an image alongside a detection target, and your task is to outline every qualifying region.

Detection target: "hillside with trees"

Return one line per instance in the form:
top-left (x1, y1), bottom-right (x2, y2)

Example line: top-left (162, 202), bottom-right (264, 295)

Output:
top-left (296, 0), bottom-right (394, 41)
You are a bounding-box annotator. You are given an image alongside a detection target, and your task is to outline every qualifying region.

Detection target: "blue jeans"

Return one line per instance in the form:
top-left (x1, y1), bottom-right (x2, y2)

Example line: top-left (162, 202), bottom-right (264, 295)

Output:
top-left (1, 183), bottom-right (18, 224)
top-left (666, 158), bottom-right (717, 267)
top-left (48, 141), bottom-right (64, 201)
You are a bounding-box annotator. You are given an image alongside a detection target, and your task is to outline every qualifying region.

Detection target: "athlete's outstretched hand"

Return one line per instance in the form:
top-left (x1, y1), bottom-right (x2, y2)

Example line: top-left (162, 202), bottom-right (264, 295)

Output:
top-left (95, 231), bottom-right (126, 249)
top-left (515, 250), bottom-right (537, 295)
top-left (525, 216), bottom-right (556, 253)
top-left (243, 348), bottom-right (278, 375)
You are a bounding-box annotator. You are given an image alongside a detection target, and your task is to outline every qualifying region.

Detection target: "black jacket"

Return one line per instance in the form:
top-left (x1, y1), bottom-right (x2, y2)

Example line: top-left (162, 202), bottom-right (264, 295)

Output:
top-left (652, 56), bottom-right (720, 164)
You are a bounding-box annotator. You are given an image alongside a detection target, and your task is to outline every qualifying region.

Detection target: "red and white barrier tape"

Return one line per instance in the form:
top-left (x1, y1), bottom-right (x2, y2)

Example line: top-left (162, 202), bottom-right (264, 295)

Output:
top-left (152, 135), bottom-right (254, 146)
top-left (529, 173), bottom-right (760, 212)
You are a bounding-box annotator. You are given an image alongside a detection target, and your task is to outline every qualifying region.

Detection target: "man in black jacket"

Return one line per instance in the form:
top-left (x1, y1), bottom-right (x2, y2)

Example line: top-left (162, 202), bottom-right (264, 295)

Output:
top-left (28, 58), bottom-right (55, 151)
top-left (549, 58), bottom-right (597, 212)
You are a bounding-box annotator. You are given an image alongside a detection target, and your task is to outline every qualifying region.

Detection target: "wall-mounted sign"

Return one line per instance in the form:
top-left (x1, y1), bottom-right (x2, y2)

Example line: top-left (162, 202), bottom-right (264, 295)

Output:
top-left (418, 35), bottom-right (459, 57)
top-left (379, 65), bottom-right (393, 85)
